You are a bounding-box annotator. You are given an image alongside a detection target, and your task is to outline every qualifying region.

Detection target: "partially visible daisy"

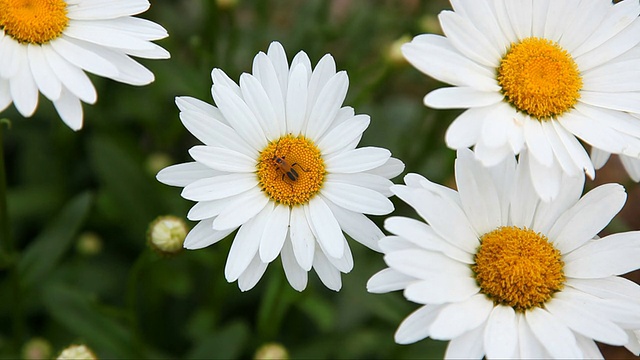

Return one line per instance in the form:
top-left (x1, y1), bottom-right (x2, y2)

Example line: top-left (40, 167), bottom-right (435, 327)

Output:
top-left (0, 0), bottom-right (170, 130)
top-left (368, 148), bottom-right (640, 359)
top-left (157, 41), bottom-right (404, 292)
top-left (403, 0), bottom-right (640, 201)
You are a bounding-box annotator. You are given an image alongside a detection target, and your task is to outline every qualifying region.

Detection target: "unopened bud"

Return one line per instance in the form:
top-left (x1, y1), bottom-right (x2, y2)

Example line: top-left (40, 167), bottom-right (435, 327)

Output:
top-left (254, 342), bottom-right (289, 360)
top-left (21, 337), bottom-right (52, 360)
top-left (57, 344), bottom-right (97, 360)
top-left (147, 215), bottom-right (188, 255)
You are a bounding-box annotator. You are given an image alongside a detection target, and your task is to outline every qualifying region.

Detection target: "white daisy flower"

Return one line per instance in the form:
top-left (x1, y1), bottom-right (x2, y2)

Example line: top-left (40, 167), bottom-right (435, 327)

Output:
top-left (368, 148), bottom-right (640, 359)
top-left (402, 0), bottom-right (640, 201)
top-left (0, 0), bottom-right (170, 130)
top-left (157, 41), bottom-right (404, 292)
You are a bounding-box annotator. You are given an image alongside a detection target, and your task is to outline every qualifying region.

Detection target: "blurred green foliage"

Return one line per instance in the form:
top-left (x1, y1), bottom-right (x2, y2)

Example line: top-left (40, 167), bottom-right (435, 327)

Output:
top-left (4, 0), bottom-right (634, 359)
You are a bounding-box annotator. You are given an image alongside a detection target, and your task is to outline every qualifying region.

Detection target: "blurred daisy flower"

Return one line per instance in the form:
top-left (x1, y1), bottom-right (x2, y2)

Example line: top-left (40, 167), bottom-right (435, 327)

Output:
top-left (0, 0), bottom-right (170, 130)
top-left (368, 148), bottom-right (640, 359)
top-left (157, 41), bottom-right (404, 292)
top-left (403, 0), bottom-right (640, 201)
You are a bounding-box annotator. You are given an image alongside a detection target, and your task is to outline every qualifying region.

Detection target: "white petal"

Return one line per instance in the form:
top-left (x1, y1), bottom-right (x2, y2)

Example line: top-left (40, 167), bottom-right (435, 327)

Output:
top-left (580, 91), bottom-right (640, 114)
top-left (484, 306), bottom-right (518, 359)
top-left (225, 203), bottom-right (272, 282)
top-left (307, 54), bottom-right (336, 112)
top-left (156, 162), bottom-right (220, 187)
top-left (43, 45), bottom-right (96, 104)
top-left (285, 64), bottom-right (309, 136)
top-left (574, 18), bottom-right (640, 71)
top-left (367, 268), bottom-right (415, 294)
top-left (404, 276), bottom-right (479, 305)
top-left (438, 10), bottom-right (502, 67)
top-left (52, 88), bottom-right (83, 130)
top-left (212, 187), bottom-right (269, 231)
top-left (211, 68), bottom-right (241, 98)
top-left (322, 181), bottom-right (393, 216)
top-left (394, 304), bottom-right (444, 345)
top-left (266, 41), bottom-right (289, 99)
top-left (239, 73), bottom-right (280, 140)
top-left (289, 205), bottom-right (315, 271)
top-left (251, 53), bottom-right (286, 131)
top-left (66, 0), bottom-right (150, 20)
top-left (181, 173), bottom-right (257, 202)
top-left (548, 183), bottom-right (626, 254)
top-left (517, 312), bottom-right (550, 358)
top-left (444, 106), bottom-right (490, 149)
top-left (527, 151), bottom-right (561, 202)
top-left (455, 148), bottom-right (502, 235)
top-left (0, 79), bottom-right (11, 112)
top-left (212, 85), bottom-right (267, 150)
top-left (545, 296), bottom-right (628, 346)
top-left (505, 0), bottom-right (533, 42)
top-left (188, 146), bottom-right (256, 173)
top-left (524, 116), bottom-right (553, 167)
top-left (259, 203), bottom-right (290, 263)
top-left (9, 50), bottom-right (39, 117)
top-left (63, 21), bottom-right (158, 51)
top-left (312, 247), bottom-right (342, 291)
top-left (425, 87), bottom-right (502, 109)
top-left (307, 196), bottom-right (344, 259)
top-left (317, 114), bottom-right (370, 155)
top-left (184, 218), bottom-right (235, 250)
top-left (444, 324), bottom-right (485, 359)
top-left (305, 71), bottom-right (348, 140)
top-left (179, 110), bottom-right (255, 158)
top-left (384, 249), bottom-right (472, 280)
top-left (391, 186), bottom-right (479, 253)
top-left (75, 42), bottom-right (154, 85)
top-left (0, 35), bottom-right (22, 78)
top-left (366, 157), bottom-right (404, 180)
top-left (27, 44), bottom-right (62, 101)
top-left (401, 34), bottom-right (500, 91)
top-left (325, 147), bottom-right (390, 173)
top-left (525, 307), bottom-right (582, 359)
top-left (564, 232), bottom-right (640, 278)
top-left (326, 172), bottom-right (393, 197)
top-left (281, 237), bottom-right (308, 292)
top-left (50, 36), bottom-right (119, 78)
top-left (325, 201), bottom-right (384, 252)
top-left (384, 216), bottom-right (474, 264)
top-left (429, 294), bottom-right (494, 340)
top-left (187, 199), bottom-right (228, 221)
top-left (237, 253), bottom-right (268, 291)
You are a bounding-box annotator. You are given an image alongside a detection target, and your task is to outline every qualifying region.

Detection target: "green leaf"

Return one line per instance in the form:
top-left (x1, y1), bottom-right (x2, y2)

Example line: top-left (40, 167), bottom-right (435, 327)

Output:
top-left (87, 134), bottom-right (164, 239)
top-left (43, 284), bottom-right (134, 358)
top-left (185, 321), bottom-right (250, 359)
top-left (17, 192), bottom-right (93, 289)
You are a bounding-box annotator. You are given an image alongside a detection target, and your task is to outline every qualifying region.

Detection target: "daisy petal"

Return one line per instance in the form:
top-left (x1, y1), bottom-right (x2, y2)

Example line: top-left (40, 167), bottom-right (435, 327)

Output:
top-left (156, 162), bottom-right (220, 187)
top-left (325, 147), bottom-right (390, 174)
top-left (281, 237), bottom-right (308, 292)
top-left (525, 307), bottom-right (582, 359)
top-left (564, 232), bottom-right (640, 278)
top-left (484, 306), bottom-right (518, 359)
top-left (52, 89), bottom-right (83, 130)
top-left (394, 304), bottom-right (444, 345)
top-left (290, 206), bottom-right (315, 271)
top-left (424, 86), bottom-right (503, 109)
top-left (188, 146), bottom-right (256, 173)
top-left (212, 187), bottom-right (269, 231)
top-left (259, 203), bottom-right (290, 263)
top-left (305, 71), bottom-right (348, 140)
top-left (237, 253), bottom-right (268, 292)
top-left (367, 268), bottom-right (415, 294)
top-left (444, 324), bottom-right (485, 359)
top-left (307, 196), bottom-right (344, 259)
top-left (183, 218), bottom-right (235, 250)
top-left (285, 63), bottom-right (308, 136)
top-left (429, 294), bottom-right (493, 340)
top-left (225, 203), bottom-right (272, 282)
top-left (312, 247), bottom-right (342, 291)
top-left (322, 181), bottom-right (393, 216)
top-left (181, 173), bottom-right (257, 202)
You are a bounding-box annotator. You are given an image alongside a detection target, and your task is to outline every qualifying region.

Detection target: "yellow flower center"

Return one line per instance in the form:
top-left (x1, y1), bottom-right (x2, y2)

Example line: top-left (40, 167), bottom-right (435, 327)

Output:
top-left (472, 226), bottom-right (565, 311)
top-left (0, 0), bottom-right (69, 44)
top-left (497, 37), bottom-right (582, 120)
top-left (256, 135), bottom-right (325, 206)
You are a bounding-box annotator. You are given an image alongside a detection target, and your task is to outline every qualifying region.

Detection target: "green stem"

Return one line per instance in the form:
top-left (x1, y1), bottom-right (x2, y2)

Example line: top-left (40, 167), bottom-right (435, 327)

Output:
top-left (126, 250), bottom-right (152, 358)
top-left (0, 121), bottom-right (10, 256)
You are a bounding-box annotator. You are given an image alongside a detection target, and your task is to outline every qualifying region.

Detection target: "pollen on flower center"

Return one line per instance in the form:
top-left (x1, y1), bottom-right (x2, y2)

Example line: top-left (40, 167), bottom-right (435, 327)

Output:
top-left (497, 37), bottom-right (582, 120)
top-left (257, 135), bottom-right (325, 206)
top-left (472, 226), bottom-right (565, 311)
top-left (0, 0), bottom-right (69, 44)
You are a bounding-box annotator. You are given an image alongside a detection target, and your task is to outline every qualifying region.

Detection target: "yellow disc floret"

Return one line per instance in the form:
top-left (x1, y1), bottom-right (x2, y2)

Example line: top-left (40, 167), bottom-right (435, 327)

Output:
top-left (498, 37), bottom-right (582, 120)
top-left (473, 226), bottom-right (565, 311)
top-left (257, 135), bottom-right (325, 206)
top-left (0, 0), bottom-right (69, 44)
